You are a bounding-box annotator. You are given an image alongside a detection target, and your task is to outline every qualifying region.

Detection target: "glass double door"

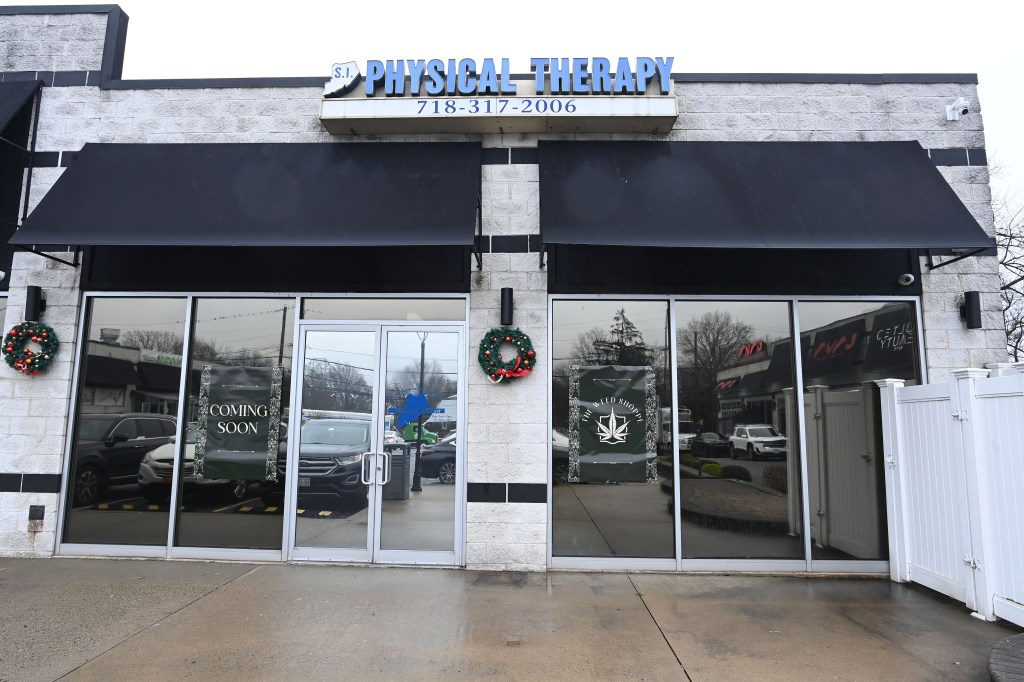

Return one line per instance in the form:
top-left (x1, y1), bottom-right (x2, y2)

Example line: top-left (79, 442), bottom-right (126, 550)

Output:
top-left (287, 324), bottom-right (463, 564)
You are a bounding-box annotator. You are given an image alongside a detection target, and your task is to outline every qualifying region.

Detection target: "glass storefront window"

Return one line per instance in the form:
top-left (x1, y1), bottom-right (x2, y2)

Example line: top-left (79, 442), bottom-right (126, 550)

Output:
top-left (551, 300), bottom-right (674, 558)
top-left (675, 301), bottom-right (803, 559)
top-left (63, 297), bottom-right (187, 545)
top-left (302, 298), bottom-right (466, 321)
top-left (173, 298), bottom-right (295, 550)
top-left (798, 301), bottom-right (920, 561)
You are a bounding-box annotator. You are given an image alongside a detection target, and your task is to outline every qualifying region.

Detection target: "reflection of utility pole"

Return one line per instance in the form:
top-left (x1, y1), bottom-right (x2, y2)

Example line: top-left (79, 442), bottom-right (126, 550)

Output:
top-left (278, 306), bottom-right (288, 366)
top-left (411, 331), bottom-right (427, 492)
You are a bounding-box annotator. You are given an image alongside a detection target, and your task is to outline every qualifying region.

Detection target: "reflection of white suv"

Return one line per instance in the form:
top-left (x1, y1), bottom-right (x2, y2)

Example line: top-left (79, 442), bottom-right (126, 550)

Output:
top-left (678, 421), bottom-right (699, 452)
top-left (729, 424), bottom-right (787, 461)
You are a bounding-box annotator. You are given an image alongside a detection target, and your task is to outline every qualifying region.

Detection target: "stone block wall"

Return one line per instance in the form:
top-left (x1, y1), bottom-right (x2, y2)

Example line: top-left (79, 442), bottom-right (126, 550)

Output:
top-left (466, 244), bottom-right (549, 570)
top-left (0, 11), bottom-right (107, 72)
top-left (0, 251), bottom-right (82, 556)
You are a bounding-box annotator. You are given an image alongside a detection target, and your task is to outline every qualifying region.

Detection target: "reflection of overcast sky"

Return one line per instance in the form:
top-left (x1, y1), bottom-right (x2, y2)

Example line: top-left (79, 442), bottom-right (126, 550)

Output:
top-left (552, 300), bottom-right (670, 362)
top-left (304, 329), bottom-right (460, 392)
top-left (88, 298), bottom-right (296, 361)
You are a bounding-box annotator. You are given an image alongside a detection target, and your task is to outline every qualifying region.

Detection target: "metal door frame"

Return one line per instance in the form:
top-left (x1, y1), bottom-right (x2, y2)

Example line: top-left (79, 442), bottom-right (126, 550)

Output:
top-left (284, 321), bottom-right (466, 565)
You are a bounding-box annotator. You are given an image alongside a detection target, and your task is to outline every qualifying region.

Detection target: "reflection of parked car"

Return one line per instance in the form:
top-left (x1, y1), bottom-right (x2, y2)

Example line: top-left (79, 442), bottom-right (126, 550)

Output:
top-left (552, 430), bottom-right (569, 484)
top-left (137, 423), bottom-right (256, 504)
top-left (678, 420), bottom-right (699, 452)
top-left (262, 416), bottom-right (371, 504)
top-left (418, 432), bottom-right (456, 484)
top-left (729, 424), bottom-right (787, 460)
top-left (691, 431), bottom-right (731, 457)
top-left (383, 429), bottom-right (404, 445)
top-left (72, 413), bottom-right (176, 505)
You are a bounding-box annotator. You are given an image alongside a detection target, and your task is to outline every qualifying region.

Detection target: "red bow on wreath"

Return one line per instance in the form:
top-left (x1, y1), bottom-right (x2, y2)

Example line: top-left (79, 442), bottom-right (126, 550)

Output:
top-left (494, 354), bottom-right (531, 380)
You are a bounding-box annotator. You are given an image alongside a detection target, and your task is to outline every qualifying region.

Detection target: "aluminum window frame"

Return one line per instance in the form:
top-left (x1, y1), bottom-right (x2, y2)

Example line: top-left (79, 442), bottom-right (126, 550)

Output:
top-left (55, 291), bottom-right (470, 564)
top-left (547, 293), bottom-right (924, 574)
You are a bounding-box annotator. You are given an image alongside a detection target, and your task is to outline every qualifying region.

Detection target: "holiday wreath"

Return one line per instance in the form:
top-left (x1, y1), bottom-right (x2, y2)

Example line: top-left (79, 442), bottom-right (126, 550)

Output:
top-left (3, 321), bottom-right (59, 376)
top-left (477, 327), bottom-right (536, 383)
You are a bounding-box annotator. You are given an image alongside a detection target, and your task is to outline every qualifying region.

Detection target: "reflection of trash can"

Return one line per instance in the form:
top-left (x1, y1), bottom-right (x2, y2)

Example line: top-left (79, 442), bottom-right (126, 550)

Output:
top-left (383, 444), bottom-right (410, 500)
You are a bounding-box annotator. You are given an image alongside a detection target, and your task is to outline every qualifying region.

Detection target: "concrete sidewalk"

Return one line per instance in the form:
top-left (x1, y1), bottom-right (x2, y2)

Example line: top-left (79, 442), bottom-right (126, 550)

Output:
top-left (0, 558), bottom-right (1020, 681)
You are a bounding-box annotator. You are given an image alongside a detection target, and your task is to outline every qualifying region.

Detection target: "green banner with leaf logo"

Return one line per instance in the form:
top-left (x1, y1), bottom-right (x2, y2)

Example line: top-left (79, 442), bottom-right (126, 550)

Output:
top-left (568, 365), bottom-right (657, 484)
top-left (195, 365), bottom-right (283, 481)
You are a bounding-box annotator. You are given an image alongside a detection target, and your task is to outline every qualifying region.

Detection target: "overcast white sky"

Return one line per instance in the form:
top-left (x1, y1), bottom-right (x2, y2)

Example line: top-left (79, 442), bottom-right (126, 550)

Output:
top-left (8, 0), bottom-right (1023, 204)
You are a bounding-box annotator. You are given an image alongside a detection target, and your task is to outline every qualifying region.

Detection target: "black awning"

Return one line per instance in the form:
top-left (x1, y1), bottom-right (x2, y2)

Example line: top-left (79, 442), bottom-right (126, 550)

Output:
top-left (0, 81), bottom-right (40, 132)
top-left (539, 141), bottom-right (992, 250)
top-left (137, 361), bottom-right (183, 393)
top-left (84, 355), bottom-right (139, 388)
top-left (11, 142), bottom-right (481, 248)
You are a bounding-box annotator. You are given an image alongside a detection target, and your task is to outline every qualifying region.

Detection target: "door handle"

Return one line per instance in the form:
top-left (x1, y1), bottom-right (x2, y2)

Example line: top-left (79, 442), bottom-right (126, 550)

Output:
top-left (360, 452), bottom-right (374, 485)
top-left (378, 451), bottom-right (391, 485)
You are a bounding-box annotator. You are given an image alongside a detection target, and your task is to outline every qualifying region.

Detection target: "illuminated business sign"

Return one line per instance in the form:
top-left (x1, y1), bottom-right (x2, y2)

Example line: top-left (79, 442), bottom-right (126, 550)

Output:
top-left (319, 57), bottom-right (678, 135)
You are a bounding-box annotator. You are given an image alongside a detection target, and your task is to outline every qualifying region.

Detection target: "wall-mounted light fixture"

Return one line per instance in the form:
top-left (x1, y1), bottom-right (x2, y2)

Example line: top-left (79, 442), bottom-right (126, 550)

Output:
top-left (946, 96), bottom-right (971, 121)
top-left (25, 285), bottom-right (46, 322)
top-left (500, 287), bottom-right (514, 326)
top-left (959, 290), bottom-right (982, 329)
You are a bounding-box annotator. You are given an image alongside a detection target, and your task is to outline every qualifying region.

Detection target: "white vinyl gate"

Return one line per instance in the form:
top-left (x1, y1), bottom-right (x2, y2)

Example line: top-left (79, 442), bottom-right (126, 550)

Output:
top-left (878, 368), bottom-right (1024, 626)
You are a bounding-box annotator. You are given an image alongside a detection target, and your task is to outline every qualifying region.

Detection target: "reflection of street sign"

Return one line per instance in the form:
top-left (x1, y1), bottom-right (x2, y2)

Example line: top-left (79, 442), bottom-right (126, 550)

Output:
top-left (387, 392), bottom-right (441, 427)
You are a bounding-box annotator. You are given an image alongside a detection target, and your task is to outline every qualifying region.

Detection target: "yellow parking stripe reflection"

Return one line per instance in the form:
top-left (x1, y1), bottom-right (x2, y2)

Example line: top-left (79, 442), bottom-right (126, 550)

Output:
top-left (318, 511), bottom-right (331, 517)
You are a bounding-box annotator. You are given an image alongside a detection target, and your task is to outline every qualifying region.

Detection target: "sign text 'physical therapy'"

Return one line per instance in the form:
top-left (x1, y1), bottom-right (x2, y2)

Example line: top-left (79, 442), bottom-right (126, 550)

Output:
top-left (319, 57), bottom-right (678, 135)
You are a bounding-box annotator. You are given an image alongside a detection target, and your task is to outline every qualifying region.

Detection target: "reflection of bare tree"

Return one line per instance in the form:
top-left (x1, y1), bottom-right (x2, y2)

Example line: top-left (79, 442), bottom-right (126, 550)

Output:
top-left (573, 309), bottom-right (657, 366)
top-left (677, 311), bottom-right (754, 423)
top-left (303, 359), bottom-right (373, 412)
top-left (118, 329), bottom-right (222, 363)
top-left (119, 329), bottom-right (181, 352)
top-left (553, 308), bottom-right (666, 430)
top-left (392, 359), bottom-right (457, 407)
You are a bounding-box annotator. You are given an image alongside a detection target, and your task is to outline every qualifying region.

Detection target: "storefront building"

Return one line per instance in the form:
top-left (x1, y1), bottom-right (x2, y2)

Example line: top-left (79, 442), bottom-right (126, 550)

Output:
top-left (0, 6), bottom-right (1005, 573)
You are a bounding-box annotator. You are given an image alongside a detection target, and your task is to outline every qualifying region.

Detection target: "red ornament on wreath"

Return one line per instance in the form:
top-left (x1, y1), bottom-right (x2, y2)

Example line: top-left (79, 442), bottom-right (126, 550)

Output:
top-left (3, 321), bottom-right (59, 376)
top-left (477, 326), bottom-right (536, 384)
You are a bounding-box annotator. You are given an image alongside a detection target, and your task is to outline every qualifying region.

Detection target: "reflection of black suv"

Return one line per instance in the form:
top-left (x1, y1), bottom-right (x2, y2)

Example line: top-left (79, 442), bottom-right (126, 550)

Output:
top-left (72, 413), bottom-right (176, 505)
top-left (261, 417), bottom-right (371, 504)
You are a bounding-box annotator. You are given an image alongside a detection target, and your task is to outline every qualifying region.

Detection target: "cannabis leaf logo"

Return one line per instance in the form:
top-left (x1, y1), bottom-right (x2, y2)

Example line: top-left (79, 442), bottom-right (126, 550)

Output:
top-left (596, 408), bottom-right (630, 444)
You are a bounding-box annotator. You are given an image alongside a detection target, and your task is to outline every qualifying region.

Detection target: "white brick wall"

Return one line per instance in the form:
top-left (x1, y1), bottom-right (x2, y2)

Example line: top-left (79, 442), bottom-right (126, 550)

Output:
top-left (467, 247), bottom-right (548, 571)
top-left (0, 251), bottom-right (81, 557)
top-left (0, 13), bottom-right (107, 72)
top-left (466, 502), bottom-right (547, 571)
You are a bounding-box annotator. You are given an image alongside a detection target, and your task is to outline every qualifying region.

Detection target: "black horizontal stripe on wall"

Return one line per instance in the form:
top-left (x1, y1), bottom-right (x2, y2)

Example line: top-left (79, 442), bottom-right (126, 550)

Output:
top-left (22, 474), bottom-right (61, 493)
top-left (508, 483), bottom-right (546, 503)
top-left (510, 148), bottom-right (539, 164)
top-left (929, 148), bottom-right (969, 166)
top-left (491, 235), bottom-right (530, 253)
top-left (34, 152), bottom-right (60, 168)
top-left (0, 473), bottom-right (61, 493)
top-left (467, 483), bottom-right (507, 503)
top-left (968, 148), bottom-right (987, 166)
top-left (482, 147), bottom-right (511, 165)
top-left (52, 71), bottom-right (89, 87)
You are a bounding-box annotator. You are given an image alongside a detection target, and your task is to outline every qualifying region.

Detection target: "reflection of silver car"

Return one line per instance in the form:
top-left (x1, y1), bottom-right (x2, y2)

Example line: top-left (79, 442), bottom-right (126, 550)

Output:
top-left (138, 425), bottom-right (246, 504)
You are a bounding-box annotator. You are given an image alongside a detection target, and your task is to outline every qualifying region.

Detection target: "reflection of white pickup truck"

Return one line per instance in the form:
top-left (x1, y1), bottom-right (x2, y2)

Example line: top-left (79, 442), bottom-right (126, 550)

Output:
top-left (729, 424), bottom-right (787, 460)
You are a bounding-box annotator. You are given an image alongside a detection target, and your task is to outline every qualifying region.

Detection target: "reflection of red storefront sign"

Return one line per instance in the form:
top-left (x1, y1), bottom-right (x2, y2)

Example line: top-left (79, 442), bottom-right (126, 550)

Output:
top-left (812, 331), bottom-right (859, 360)
top-left (737, 340), bottom-right (766, 363)
top-left (715, 377), bottom-right (739, 392)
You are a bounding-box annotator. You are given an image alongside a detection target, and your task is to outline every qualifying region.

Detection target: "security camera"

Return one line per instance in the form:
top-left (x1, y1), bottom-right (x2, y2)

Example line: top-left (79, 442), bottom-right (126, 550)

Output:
top-left (946, 97), bottom-right (970, 121)
top-left (897, 273), bottom-right (915, 287)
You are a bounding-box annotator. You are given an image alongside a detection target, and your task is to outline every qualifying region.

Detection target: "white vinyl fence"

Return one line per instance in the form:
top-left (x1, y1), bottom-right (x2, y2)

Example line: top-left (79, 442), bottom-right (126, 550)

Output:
top-left (878, 368), bottom-right (1024, 627)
